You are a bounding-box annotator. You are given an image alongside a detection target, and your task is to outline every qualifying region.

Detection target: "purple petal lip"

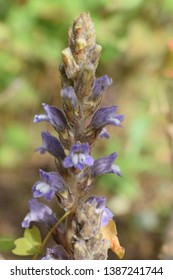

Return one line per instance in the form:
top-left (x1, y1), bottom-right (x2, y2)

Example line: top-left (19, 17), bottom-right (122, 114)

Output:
top-left (111, 164), bottom-right (122, 176)
top-left (98, 128), bottom-right (110, 139)
top-left (32, 181), bottom-right (55, 201)
top-left (32, 169), bottom-right (69, 201)
top-left (63, 142), bottom-right (94, 170)
top-left (33, 114), bottom-right (48, 123)
top-left (84, 155), bottom-right (94, 166)
top-left (90, 152), bottom-right (122, 177)
top-left (33, 103), bottom-right (68, 132)
top-left (63, 156), bottom-right (73, 168)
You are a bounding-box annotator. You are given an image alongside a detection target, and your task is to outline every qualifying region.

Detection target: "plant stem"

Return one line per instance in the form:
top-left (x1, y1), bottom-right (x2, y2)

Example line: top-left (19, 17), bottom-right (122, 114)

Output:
top-left (32, 209), bottom-right (73, 260)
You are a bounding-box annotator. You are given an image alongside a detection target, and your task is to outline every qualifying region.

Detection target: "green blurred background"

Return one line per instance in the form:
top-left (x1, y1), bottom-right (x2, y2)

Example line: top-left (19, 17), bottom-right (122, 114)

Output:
top-left (0, 0), bottom-right (173, 259)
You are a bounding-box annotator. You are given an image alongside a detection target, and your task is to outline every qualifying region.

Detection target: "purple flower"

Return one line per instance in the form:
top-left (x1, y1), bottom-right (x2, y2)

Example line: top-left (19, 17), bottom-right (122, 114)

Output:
top-left (98, 128), bottom-right (110, 139)
top-left (89, 75), bottom-right (112, 100)
top-left (32, 169), bottom-right (69, 201)
top-left (86, 196), bottom-right (106, 212)
top-left (42, 246), bottom-right (70, 260)
top-left (101, 208), bottom-right (114, 227)
top-left (63, 142), bottom-right (94, 170)
top-left (22, 199), bottom-right (57, 228)
top-left (35, 131), bottom-right (66, 159)
top-left (89, 105), bottom-right (124, 129)
top-left (33, 103), bottom-right (68, 132)
top-left (61, 86), bottom-right (78, 110)
top-left (90, 152), bottom-right (122, 177)
top-left (85, 196), bottom-right (113, 227)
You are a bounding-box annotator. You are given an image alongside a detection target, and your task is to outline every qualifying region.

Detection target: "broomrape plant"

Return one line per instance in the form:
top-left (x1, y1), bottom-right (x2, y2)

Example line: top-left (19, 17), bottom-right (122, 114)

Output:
top-left (13, 13), bottom-right (125, 260)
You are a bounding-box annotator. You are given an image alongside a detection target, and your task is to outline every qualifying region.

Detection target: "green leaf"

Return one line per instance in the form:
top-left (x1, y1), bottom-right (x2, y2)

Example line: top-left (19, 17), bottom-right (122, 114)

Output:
top-left (12, 226), bottom-right (42, 256)
top-left (0, 238), bottom-right (15, 252)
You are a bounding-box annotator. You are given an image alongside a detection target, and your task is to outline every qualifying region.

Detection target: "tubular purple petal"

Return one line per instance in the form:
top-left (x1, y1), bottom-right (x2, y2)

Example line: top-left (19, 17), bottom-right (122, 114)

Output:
top-left (90, 106), bottom-right (124, 129)
top-left (90, 152), bottom-right (121, 177)
top-left (21, 199), bottom-right (57, 228)
top-left (89, 75), bottom-right (112, 100)
top-left (34, 103), bottom-right (68, 132)
top-left (42, 103), bottom-right (68, 131)
top-left (61, 86), bottom-right (78, 109)
top-left (35, 131), bottom-right (66, 159)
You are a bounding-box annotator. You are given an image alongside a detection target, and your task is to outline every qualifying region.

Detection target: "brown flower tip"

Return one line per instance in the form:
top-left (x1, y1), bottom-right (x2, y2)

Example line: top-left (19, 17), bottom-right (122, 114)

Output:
top-left (68, 13), bottom-right (96, 62)
top-left (61, 12), bottom-right (102, 99)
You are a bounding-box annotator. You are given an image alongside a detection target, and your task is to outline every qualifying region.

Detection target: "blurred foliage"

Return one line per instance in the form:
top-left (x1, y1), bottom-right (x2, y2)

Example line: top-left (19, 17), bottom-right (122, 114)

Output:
top-left (0, 0), bottom-right (173, 259)
top-left (0, 238), bottom-right (14, 252)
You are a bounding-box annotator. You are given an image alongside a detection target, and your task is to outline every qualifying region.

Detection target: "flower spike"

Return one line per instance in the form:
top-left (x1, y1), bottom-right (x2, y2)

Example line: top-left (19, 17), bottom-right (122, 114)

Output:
top-left (18, 13), bottom-right (125, 260)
